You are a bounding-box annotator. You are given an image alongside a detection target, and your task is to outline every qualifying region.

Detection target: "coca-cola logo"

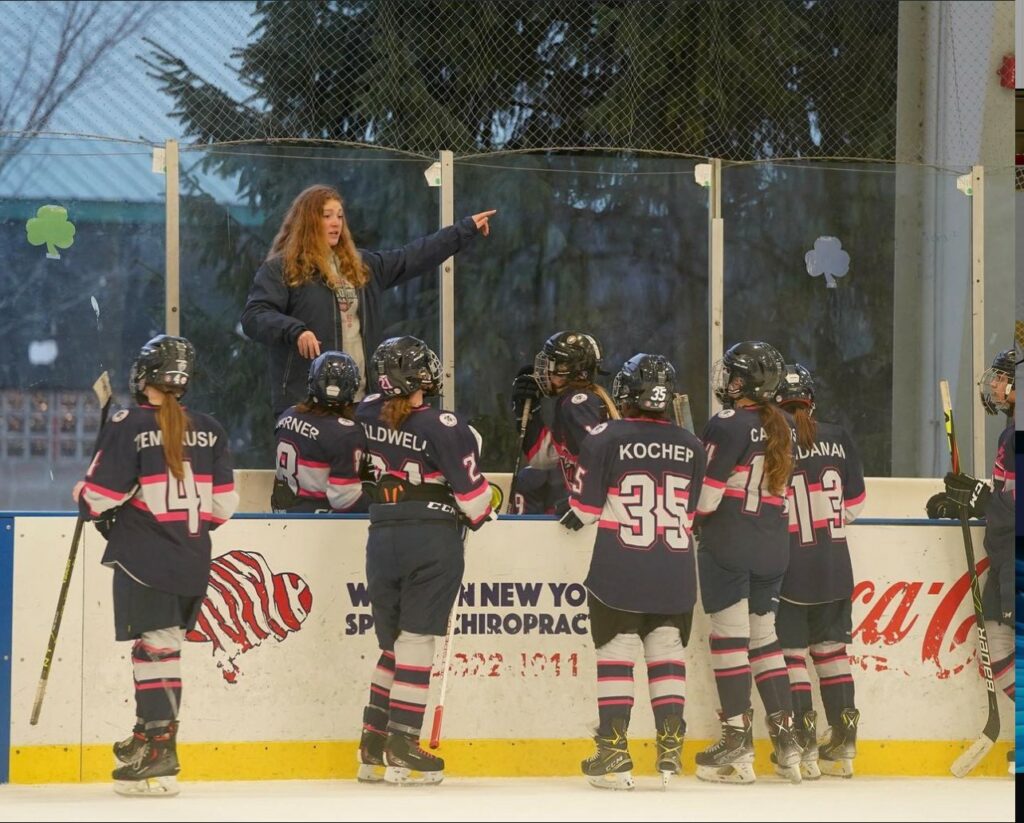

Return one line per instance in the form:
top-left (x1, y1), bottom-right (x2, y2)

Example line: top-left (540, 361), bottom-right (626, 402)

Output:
top-left (851, 558), bottom-right (989, 679)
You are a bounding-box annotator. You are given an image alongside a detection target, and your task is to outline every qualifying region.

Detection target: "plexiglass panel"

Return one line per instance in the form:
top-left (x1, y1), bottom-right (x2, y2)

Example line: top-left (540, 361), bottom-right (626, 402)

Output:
top-left (0, 136), bottom-right (165, 509)
top-left (455, 153), bottom-right (709, 471)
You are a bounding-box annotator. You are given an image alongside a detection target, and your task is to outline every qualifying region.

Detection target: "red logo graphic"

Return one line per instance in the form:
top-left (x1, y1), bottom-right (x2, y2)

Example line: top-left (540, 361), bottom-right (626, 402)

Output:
top-left (851, 559), bottom-right (989, 678)
top-left (186, 550), bottom-right (312, 683)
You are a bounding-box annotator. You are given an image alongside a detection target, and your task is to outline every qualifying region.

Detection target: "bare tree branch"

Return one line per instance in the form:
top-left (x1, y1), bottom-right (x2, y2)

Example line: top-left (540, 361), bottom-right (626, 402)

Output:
top-left (0, 0), bottom-right (161, 176)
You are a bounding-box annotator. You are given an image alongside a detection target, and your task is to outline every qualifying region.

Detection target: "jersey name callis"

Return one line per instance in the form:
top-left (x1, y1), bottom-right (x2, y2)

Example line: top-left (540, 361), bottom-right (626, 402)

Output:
top-left (617, 442), bottom-right (695, 462)
top-left (134, 430), bottom-right (219, 450)
top-left (277, 415), bottom-right (320, 440)
top-left (796, 440), bottom-right (847, 460)
top-left (362, 423), bottom-right (427, 452)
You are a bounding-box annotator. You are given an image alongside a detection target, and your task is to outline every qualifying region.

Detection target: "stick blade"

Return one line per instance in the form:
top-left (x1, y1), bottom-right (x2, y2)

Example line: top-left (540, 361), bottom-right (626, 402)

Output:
top-left (92, 371), bottom-right (112, 409)
top-left (429, 705), bottom-right (443, 749)
top-left (949, 734), bottom-right (995, 778)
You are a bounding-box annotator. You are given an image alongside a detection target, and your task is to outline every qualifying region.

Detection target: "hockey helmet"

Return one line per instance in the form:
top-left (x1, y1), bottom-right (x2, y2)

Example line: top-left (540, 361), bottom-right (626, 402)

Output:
top-left (533, 330), bottom-right (603, 395)
top-left (130, 335), bottom-right (196, 403)
top-left (372, 336), bottom-right (442, 398)
top-left (775, 363), bottom-right (815, 411)
top-left (612, 353), bottom-right (676, 414)
top-left (712, 341), bottom-right (785, 405)
top-left (978, 346), bottom-right (1019, 415)
top-left (308, 350), bottom-right (360, 409)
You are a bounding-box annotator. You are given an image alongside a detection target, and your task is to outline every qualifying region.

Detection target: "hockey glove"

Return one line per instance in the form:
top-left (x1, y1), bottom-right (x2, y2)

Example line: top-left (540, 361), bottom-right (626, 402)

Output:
top-left (559, 508), bottom-right (585, 531)
top-left (943, 471), bottom-right (991, 517)
top-left (511, 365), bottom-right (542, 423)
top-left (93, 508), bottom-right (118, 540)
top-left (924, 492), bottom-right (959, 520)
top-left (552, 496), bottom-right (571, 517)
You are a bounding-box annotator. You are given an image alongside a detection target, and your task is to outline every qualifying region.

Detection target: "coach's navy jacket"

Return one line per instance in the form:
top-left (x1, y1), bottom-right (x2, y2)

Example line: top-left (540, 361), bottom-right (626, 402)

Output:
top-left (241, 216), bottom-right (480, 416)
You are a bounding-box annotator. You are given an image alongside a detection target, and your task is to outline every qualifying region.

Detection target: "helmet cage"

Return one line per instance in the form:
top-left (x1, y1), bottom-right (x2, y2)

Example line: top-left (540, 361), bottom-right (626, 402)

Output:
top-left (978, 347), bottom-right (1017, 415)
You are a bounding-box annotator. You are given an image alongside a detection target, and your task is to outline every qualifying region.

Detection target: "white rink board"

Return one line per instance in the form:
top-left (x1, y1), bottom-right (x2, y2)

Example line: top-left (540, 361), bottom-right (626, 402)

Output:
top-left (9, 514), bottom-right (1011, 747)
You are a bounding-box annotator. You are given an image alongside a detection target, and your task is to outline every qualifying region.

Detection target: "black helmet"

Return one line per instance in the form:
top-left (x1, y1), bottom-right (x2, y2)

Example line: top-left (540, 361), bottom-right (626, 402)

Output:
top-left (534, 330), bottom-right (603, 394)
top-left (372, 336), bottom-right (442, 398)
top-left (712, 341), bottom-right (785, 405)
top-left (978, 346), bottom-right (1018, 415)
top-left (775, 363), bottom-right (815, 411)
top-left (612, 353), bottom-right (676, 414)
top-left (308, 351), bottom-right (360, 409)
top-left (130, 335), bottom-right (195, 403)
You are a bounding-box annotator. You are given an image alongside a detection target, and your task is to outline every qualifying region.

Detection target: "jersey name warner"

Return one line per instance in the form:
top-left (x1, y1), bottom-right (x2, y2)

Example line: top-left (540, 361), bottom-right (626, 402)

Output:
top-left (134, 429), bottom-right (220, 450)
top-left (277, 415), bottom-right (320, 440)
top-left (617, 441), bottom-right (695, 462)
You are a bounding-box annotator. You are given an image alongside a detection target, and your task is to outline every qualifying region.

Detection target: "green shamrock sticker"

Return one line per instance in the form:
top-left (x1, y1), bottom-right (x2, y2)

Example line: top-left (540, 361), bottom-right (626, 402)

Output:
top-left (26, 205), bottom-right (76, 260)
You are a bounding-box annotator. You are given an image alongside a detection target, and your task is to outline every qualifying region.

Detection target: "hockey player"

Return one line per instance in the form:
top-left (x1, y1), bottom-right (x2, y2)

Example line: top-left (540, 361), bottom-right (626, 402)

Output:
top-left (560, 353), bottom-right (705, 790)
top-left (510, 331), bottom-right (618, 502)
top-left (354, 335), bottom-right (496, 786)
top-left (73, 335), bottom-right (239, 797)
top-left (774, 364), bottom-right (866, 779)
top-left (926, 345), bottom-right (1017, 774)
top-left (509, 466), bottom-right (564, 514)
top-left (271, 350), bottom-right (369, 513)
top-left (692, 341), bottom-right (802, 784)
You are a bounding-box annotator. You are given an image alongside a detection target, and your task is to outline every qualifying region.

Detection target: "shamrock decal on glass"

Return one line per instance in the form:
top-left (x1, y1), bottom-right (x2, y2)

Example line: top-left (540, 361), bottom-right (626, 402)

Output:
top-left (804, 236), bottom-right (850, 289)
top-left (26, 205), bottom-right (76, 260)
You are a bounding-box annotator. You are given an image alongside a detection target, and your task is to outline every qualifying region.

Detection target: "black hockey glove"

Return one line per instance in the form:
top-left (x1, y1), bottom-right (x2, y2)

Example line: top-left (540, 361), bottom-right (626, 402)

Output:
top-left (552, 496), bottom-right (570, 517)
top-left (270, 477), bottom-right (300, 512)
top-left (511, 365), bottom-right (542, 423)
top-left (93, 508), bottom-right (118, 540)
top-left (924, 492), bottom-right (959, 520)
top-left (559, 508), bottom-right (585, 531)
top-left (943, 471), bottom-right (991, 518)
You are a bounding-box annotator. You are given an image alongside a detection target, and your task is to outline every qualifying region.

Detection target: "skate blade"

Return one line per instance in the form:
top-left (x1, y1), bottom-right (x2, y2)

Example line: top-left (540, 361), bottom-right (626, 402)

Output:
top-left (383, 765), bottom-right (444, 786)
top-left (695, 763), bottom-right (756, 784)
top-left (772, 763), bottom-right (802, 784)
top-left (113, 775), bottom-right (180, 797)
top-left (585, 771), bottom-right (634, 790)
top-left (659, 769), bottom-right (680, 790)
top-left (819, 758), bottom-right (853, 778)
top-left (800, 759), bottom-right (821, 780)
top-left (356, 763), bottom-right (386, 783)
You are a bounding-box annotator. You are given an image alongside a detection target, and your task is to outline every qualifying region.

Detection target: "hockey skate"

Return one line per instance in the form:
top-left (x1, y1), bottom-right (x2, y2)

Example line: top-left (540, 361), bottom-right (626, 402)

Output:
top-left (818, 708), bottom-right (859, 778)
top-left (655, 716), bottom-right (684, 788)
top-left (793, 710), bottom-right (820, 780)
top-left (112, 726), bottom-right (180, 797)
top-left (356, 726), bottom-right (387, 783)
top-left (114, 720), bottom-right (177, 766)
top-left (766, 710), bottom-right (803, 784)
top-left (383, 730), bottom-right (444, 785)
top-left (581, 717), bottom-right (634, 790)
top-left (695, 709), bottom-right (755, 784)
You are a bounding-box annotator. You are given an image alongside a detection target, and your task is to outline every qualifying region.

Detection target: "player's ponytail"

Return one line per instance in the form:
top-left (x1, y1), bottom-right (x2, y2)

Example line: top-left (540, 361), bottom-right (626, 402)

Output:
top-left (155, 390), bottom-right (192, 481)
top-left (382, 396), bottom-right (414, 431)
top-left (758, 403), bottom-right (793, 497)
top-left (782, 403), bottom-right (816, 451)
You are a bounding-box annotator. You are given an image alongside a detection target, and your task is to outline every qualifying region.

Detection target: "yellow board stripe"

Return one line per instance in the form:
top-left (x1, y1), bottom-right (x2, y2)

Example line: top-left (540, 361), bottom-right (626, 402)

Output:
top-left (9, 738), bottom-right (1012, 783)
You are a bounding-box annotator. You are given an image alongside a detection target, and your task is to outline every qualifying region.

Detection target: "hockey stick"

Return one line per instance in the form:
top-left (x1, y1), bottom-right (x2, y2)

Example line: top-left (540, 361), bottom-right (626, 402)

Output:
top-left (505, 397), bottom-right (532, 514)
top-left (671, 393), bottom-right (694, 431)
top-left (428, 601), bottom-right (458, 749)
top-left (30, 371), bottom-right (113, 725)
top-left (939, 380), bottom-right (1000, 777)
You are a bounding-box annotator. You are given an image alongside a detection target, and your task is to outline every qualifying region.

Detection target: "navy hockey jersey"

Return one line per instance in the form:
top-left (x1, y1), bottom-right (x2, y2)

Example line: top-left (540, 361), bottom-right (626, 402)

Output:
top-left (510, 466), bottom-right (564, 514)
top-left (274, 407), bottom-right (369, 512)
top-left (79, 405), bottom-right (239, 596)
top-left (983, 418), bottom-right (1014, 568)
top-left (695, 406), bottom-right (794, 567)
top-left (356, 394), bottom-right (493, 528)
top-left (523, 389), bottom-right (607, 494)
top-left (781, 419), bottom-right (866, 604)
top-left (569, 418), bottom-right (706, 615)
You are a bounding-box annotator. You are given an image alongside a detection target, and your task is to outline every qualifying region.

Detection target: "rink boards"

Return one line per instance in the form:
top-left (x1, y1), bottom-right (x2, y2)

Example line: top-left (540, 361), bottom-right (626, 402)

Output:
top-left (0, 513), bottom-right (1013, 782)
